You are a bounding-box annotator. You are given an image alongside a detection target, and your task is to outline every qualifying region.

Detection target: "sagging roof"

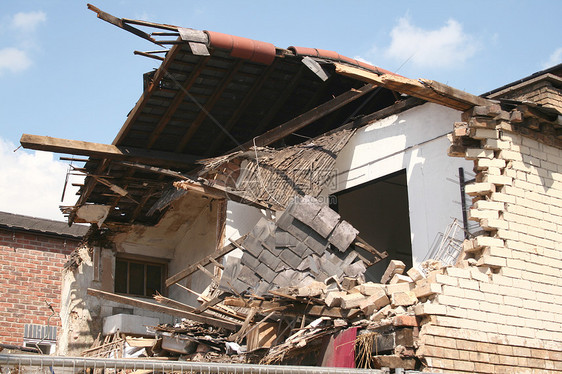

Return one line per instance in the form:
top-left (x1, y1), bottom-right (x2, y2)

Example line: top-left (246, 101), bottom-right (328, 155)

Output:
top-left (19, 5), bottom-right (495, 227)
top-left (0, 211), bottom-right (89, 239)
top-left (60, 6), bottom-right (407, 226)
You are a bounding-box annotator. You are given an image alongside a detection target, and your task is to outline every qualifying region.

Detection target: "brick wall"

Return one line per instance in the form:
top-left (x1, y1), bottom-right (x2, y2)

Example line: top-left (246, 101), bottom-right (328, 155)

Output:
top-left (498, 80), bottom-right (562, 113)
top-left (415, 104), bottom-right (562, 373)
top-left (0, 228), bottom-right (79, 346)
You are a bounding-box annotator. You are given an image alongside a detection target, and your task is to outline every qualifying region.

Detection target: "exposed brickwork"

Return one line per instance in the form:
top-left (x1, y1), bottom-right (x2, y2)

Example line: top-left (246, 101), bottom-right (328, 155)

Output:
top-left (417, 104), bottom-right (562, 373)
top-left (0, 228), bottom-right (80, 346)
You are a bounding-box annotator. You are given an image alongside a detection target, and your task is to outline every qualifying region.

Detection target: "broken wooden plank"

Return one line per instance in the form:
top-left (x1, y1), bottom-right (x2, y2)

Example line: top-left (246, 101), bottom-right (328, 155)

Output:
top-left (334, 63), bottom-right (491, 111)
top-left (87, 288), bottom-right (240, 331)
top-left (194, 295), bottom-right (223, 314)
top-left (223, 297), bottom-right (359, 319)
top-left (232, 83), bottom-right (377, 151)
top-left (354, 236), bottom-right (388, 260)
top-left (165, 236), bottom-right (245, 287)
top-left (20, 134), bottom-right (199, 168)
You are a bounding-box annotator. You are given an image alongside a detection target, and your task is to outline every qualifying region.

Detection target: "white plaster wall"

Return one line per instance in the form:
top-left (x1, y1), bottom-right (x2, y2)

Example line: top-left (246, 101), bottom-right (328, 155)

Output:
top-left (325, 102), bottom-right (474, 266)
top-left (222, 201), bottom-right (270, 259)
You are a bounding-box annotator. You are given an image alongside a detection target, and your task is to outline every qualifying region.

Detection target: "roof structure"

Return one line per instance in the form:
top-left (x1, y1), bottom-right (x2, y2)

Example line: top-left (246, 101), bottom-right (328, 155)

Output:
top-left (18, 5), bottom-right (496, 228)
top-left (0, 211), bottom-right (89, 238)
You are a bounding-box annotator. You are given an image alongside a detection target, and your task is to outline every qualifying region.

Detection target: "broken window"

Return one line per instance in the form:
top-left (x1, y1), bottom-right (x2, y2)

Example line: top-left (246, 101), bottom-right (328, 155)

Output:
top-left (331, 169), bottom-right (413, 281)
top-left (114, 257), bottom-right (166, 297)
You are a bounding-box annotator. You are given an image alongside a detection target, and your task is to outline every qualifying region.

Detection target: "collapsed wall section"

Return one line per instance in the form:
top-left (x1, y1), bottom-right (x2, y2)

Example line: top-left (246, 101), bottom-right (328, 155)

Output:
top-left (415, 104), bottom-right (562, 373)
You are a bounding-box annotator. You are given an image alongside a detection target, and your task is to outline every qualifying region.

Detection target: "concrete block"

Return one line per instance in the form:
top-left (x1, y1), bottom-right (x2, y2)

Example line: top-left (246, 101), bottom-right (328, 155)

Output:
top-left (258, 249), bottom-right (282, 270)
top-left (328, 220), bottom-right (358, 251)
top-left (391, 291), bottom-right (418, 307)
top-left (390, 274), bottom-right (413, 284)
top-left (359, 282), bottom-right (386, 296)
top-left (324, 291), bottom-right (347, 307)
top-left (297, 280), bottom-right (326, 297)
top-left (103, 314), bottom-right (159, 336)
top-left (380, 260), bottom-right (406, 284)
top-left (370, 304), bottom-right (392, 321)
top-left (340, 292), bottom-right (366, 309)
top-left (359, 293), bottom-right (390, 315)
top-left (386, 282), bottom-right (414, 295)
top-left (406, 267), bottom-right (425, 282)
top-left (308, 205), bottom-right (340, 238)
top-left (279, 248), bottom-right (302, 269)
top-left (414, 280), bottom-right (441, 298)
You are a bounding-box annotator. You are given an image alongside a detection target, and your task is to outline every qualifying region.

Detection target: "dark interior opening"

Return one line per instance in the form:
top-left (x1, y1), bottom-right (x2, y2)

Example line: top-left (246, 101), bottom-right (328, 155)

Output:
top-left (331, 169), bottom-right (413, 282)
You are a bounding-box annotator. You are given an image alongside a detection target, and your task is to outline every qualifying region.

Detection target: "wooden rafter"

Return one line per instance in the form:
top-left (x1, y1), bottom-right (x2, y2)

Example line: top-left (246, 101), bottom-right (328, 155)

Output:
top-left (250, 65), bottom-right (307, 137)
top-left (334, 63), bottom-right (490, 111)
top-left (232, 83), bottom-right (377, 151)
top-left (87, 288), bottom-right (240, 331)
top-left (19, 134), bottom-right (199, 168)
top-left (175, 60), bottom-right (245, 153)
top-left (146, 57), bottom-right (210, 149)
top-left (165, 235), bottom-right (246, 287)
top-left (205, 63), bottom-right (277, 156)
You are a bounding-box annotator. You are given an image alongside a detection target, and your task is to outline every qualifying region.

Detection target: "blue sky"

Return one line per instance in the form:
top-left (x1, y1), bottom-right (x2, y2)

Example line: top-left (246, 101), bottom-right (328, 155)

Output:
top-left (0, 1), bottom-right (561, 221)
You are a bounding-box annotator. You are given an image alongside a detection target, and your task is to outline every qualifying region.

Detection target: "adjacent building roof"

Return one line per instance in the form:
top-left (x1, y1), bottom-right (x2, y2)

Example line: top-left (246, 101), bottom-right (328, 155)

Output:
top-left (0, 211), bottom-right (89, 239)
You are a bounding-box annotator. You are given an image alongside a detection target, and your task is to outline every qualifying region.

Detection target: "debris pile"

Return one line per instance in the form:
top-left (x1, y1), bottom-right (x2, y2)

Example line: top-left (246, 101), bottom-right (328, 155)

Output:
top-left (85, 196), bottom-right (450, 370)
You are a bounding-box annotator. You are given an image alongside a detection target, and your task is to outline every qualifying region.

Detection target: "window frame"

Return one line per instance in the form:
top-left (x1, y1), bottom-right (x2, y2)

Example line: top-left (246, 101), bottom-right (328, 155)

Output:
top-left (114, 254), bottom-right (168, 298)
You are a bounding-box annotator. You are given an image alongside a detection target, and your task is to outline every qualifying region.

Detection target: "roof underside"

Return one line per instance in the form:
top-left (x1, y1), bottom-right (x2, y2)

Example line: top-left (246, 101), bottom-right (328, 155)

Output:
top-left (71, 15), bottom-right (402, 226)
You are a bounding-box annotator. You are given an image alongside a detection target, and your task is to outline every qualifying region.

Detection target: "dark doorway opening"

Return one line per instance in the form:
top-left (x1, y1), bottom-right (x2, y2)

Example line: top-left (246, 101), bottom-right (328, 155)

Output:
top-left (331, 169), bottom-right (413, 282)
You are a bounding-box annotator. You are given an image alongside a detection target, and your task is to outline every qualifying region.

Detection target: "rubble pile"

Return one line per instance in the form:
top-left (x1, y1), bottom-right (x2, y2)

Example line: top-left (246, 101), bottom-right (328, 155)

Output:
top-left (85, 196), bottom-right (449, 370)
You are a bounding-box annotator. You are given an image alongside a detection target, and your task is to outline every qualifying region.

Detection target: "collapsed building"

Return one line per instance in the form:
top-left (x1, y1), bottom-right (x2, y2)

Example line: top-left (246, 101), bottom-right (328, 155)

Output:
top-left (17, 5), bottom-right (562, 373)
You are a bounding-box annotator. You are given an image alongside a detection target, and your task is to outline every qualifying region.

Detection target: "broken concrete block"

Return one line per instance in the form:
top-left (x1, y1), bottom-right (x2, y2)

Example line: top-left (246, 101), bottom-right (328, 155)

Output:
top-left (341, 277), bottom-right (359, 291)
top-left (420, 260), bottom-right (443, 273)
top-left (392, 315), bottom-right (419, 327)
top-left (406, 267), bottom-right (425, 282)
top-left (308, 205), bottom-right (341, 238)
top-left (359, 282), bottom-right (386, 297)
top-left (325, 291), bottom-right (347, 307)
top-left (359, 293), bottom-right (391, 316)
top-left (304, 230), bottom-right (329, 254)
top-left (344, 260), bottom-right (366, 278)
top-left (279, 248), bottom-right (302, 268)
top-left (242, 235), bottom-right (264, 258)
top-left (389, 274), bottom-right (413, 284)
top-left (340, 293), bottom-right (366, 309)
top-left (370, 305), bottom-right (392, 321)
top-left (328, 220), bottom-right (358, 252)
top-left (385, 282), bottom-right (414, 295)
top-left (391, 291), bottom-right (418, 307)
top-left (288, 195), bottom-right (323, 226)
top-left (258, 249), bottom-right (282, 270)
top-left (297, 281), bottom-right (326, 297)
top-left (381, 260), bottom-right (406, 284)
top-left (255, 263), bottom-right (277, 283)
top-left (240, 252), bottom-right (260, 270)
top-left (413, 279), bottom-right (441, 298)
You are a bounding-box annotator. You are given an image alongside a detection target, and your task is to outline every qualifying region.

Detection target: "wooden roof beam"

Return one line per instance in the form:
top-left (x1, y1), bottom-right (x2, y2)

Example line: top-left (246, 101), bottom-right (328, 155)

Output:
top-left (334, 63), bottom-right (491, 111)
top-left (232, 83), bottom-right (377, 151)
top-left (20, 134), bottom-right (200, 168)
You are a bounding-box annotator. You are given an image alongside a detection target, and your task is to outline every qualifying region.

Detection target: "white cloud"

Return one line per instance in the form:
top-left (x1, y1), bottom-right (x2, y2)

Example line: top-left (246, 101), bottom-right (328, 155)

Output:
top-left (543, 47), bottom-right (562, 69)
top-left (12, 11), bottom-right (46, 32)
top-left (0, 137), bottom-right (82, 221)
top-left (384, 17), bottom-right (478, 69)
top-left (353, 55), bottom-right (375, 66)
top-left (0, 47), bottom-right (32, 75)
